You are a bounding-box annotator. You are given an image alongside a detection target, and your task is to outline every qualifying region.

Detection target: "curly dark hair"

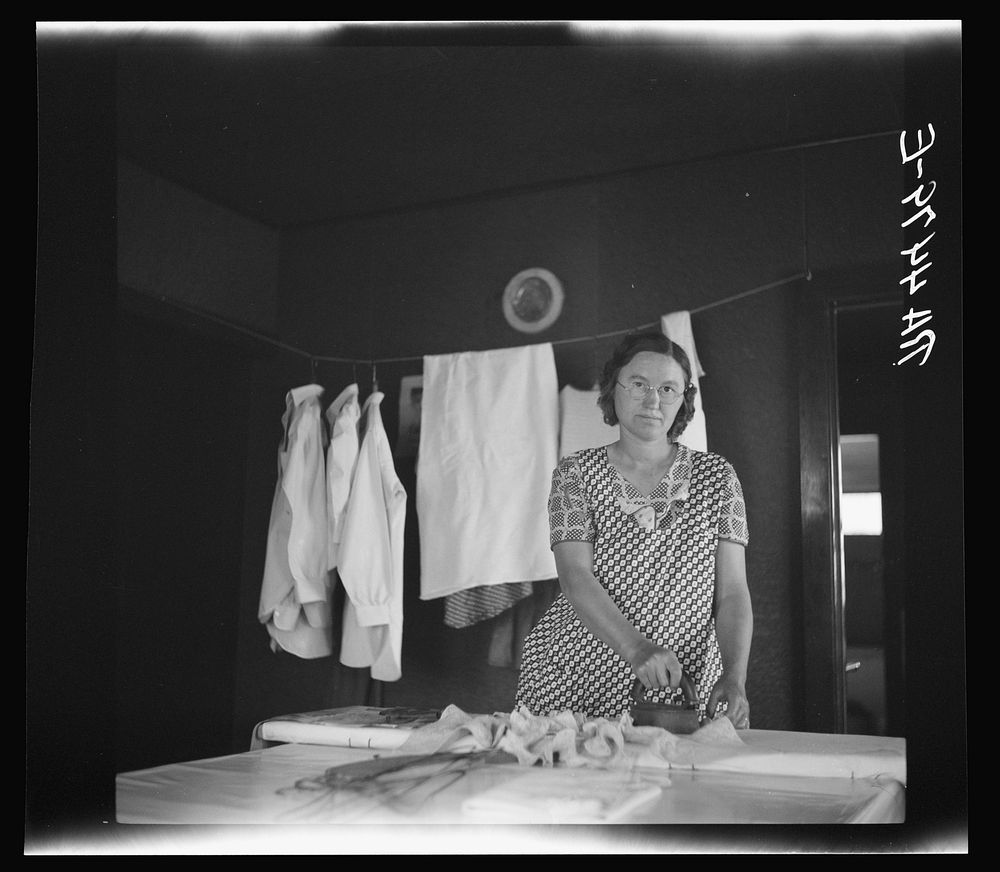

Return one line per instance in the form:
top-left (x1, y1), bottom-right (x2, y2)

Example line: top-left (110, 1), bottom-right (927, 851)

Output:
top-left (596, 331), bottom-right (698, 439)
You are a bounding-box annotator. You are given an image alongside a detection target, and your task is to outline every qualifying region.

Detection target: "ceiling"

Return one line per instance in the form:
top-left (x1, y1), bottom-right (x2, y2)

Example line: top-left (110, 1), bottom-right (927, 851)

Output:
top-left (112, 22), bottom-right (919, 230)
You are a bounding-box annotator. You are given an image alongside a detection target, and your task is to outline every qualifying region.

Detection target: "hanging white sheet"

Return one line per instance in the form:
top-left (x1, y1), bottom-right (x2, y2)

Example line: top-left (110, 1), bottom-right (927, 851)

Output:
top-left (417, 343), bottom-right (559, 600)
top-left (558, 384), bottom-right (619, 459)
top-left (661, 310), bottom-right (708, 452)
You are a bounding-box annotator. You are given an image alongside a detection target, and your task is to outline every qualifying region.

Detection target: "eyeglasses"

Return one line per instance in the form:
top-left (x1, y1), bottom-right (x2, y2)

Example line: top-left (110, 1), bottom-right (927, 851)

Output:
top-left (617, 380), bottom-right (688, 405)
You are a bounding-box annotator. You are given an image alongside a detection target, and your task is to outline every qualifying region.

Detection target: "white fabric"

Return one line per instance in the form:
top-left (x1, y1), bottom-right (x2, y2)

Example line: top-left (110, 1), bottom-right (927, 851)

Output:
top-left (640, 727), bottom-right (908, 783)
top-left (397, 707), bottom-right (906, 784)
top-left (461, 769), bottom-right (664, 823)
top-left (660, 310), bottom-right (708, 452)
top-left (558, 384), bottom-right (619, 459)
top-left (258, 384), bottom-right (332, 659)
top-left (417, 343), bottom-right (559, 600)
top-left (324, 383), bottom-right (361, 571)
top-left (337, 392), bottom-right (407, 681)
top-left (116, 733), bottom-right (907, 827)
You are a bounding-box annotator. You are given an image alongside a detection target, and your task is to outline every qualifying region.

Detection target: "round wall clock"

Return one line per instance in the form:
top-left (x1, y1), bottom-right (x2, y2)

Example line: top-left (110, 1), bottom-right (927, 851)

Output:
top-left (502, 267), bottom-right (564, 334)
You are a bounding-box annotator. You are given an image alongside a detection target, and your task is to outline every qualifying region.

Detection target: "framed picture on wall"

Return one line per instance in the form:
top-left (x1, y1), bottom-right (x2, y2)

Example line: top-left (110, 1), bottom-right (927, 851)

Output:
top-left (395, 374), bottom-right (423, 458)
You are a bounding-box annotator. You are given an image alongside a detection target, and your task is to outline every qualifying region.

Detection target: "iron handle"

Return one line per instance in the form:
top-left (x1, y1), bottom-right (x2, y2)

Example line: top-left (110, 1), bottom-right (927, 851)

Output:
top-left (630, 672), bottom-right (699, 707)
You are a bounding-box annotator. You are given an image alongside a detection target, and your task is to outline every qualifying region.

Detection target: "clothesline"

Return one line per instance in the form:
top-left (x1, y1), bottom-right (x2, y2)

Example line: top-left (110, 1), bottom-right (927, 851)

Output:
top-left (152, 269), bottom-right (811, 371)
top-left (139, 124), bottom-right (904, 372)
top-left (541, 269), bottom-right (813, 352)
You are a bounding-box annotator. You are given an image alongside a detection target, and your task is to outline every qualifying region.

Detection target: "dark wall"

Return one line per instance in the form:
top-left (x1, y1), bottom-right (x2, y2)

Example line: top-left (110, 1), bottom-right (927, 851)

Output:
top-left (30, 45), bottom-right (119, 838)
top-left (114, 297), bottom-right (261, 774)
top-left (231, 134), bottom-right (905, 741)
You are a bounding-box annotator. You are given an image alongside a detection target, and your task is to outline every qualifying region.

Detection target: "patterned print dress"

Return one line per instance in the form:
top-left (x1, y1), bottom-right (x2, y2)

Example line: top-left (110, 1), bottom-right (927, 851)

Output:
top-left (515, 443), bottom-right (749, 720)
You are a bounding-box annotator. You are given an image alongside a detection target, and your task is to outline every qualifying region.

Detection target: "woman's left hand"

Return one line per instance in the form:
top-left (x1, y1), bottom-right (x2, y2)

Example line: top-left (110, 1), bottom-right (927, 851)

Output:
top-left (707, 672), bottom-right (750, 729)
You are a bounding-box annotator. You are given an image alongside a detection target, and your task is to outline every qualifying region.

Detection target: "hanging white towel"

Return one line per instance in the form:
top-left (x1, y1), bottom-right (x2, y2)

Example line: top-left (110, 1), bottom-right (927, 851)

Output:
top-left (558, 384), bottom-right (620, 459)
top-left (661, 311), bottom-right (708, 452)
top-left (337, 391), bottom-right (408, 682)
top-left (417, 343), bottom-right (559, 600)
top-left (258, 384), bottom-right (333, 659)
top-left (324, 383), bottom-right (361, 571)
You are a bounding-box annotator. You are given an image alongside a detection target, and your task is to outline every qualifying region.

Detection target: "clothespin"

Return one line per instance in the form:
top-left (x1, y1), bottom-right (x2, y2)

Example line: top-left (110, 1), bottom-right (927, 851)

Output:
top-left (310, 357), bottom-right (318, 385)
top-left (371, 361), bottom-right (379, 394)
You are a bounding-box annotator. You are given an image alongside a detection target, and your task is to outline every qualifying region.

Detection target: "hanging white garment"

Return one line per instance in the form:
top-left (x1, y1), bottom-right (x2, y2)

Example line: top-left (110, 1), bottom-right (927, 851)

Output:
top-left (324, 383), bottom-right (361, 572)
top-left (558, 384), bottom-right (619, 459)
top-left (417, 343), bottom-right (559, 600)
top-left (258, 384), bottom-right (333, 659)
top-left (661, 311), bottom-right (708, 452)
top-left (337, 391), bottom-right (407, 682)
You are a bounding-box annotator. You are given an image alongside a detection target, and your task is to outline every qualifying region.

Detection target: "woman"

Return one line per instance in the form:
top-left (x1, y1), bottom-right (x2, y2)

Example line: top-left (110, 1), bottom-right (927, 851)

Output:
top-left (515, 331), bottom-right (753, 727)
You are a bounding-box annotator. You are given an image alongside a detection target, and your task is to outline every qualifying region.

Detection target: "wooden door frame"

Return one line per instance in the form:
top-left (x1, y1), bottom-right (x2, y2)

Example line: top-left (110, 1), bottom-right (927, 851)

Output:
top-left (797, 263), bottom-right (900, 733)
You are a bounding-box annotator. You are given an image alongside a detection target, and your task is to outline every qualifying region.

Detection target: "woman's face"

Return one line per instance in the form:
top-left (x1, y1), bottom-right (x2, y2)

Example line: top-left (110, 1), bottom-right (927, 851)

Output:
top-left (614, 351), bottom-right (687, 443)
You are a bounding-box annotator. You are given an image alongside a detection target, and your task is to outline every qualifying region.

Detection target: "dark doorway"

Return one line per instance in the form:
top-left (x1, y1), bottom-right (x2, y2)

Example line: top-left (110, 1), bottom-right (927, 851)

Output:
top-left (835, 301), bottom-right (906, 737)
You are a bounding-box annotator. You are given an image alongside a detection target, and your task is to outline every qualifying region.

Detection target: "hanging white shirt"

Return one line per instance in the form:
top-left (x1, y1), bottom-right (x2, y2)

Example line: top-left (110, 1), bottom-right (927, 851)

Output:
top-left (258, 384), bottom-right (333, 659)
top-left (661, 310), bottom-right (708, 452)
top-left (337, 391), bottom-right (407, 682)
top-left (324, 383), bottom-right (361, 572)
top-left (417, 343), bottom-right (559, 600)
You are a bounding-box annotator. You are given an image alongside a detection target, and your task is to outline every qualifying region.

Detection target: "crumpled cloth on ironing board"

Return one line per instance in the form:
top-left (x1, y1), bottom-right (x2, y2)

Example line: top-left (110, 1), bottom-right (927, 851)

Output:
top-left (394, 704), bottom-right (743, 770)
top-left (393, 705), bottom-right (906, 782)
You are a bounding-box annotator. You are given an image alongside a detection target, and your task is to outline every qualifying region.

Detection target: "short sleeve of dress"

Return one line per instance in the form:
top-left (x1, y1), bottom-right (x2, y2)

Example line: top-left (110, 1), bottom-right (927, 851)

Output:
top-left (548, 454), bottom-right (596, 547)
top-left (718, 462), bottom-right (750, 546)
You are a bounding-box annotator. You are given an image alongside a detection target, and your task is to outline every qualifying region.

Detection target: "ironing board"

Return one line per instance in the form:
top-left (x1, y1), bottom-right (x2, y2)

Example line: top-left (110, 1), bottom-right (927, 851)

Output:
top-left (116, 727), bottom-right (906, 851)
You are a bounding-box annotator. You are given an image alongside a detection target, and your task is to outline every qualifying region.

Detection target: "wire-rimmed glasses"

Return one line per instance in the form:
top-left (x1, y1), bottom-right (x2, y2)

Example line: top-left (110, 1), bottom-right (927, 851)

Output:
top-left (616, 379), bottom-right (688, 405)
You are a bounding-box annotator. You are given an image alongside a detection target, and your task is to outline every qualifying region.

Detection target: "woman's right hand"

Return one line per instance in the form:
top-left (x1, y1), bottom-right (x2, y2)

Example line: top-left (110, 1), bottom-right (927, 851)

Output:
top-left (551, 543), bottom-right (684, 692)
top-left (627, 639), bottom-right (682, 690)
